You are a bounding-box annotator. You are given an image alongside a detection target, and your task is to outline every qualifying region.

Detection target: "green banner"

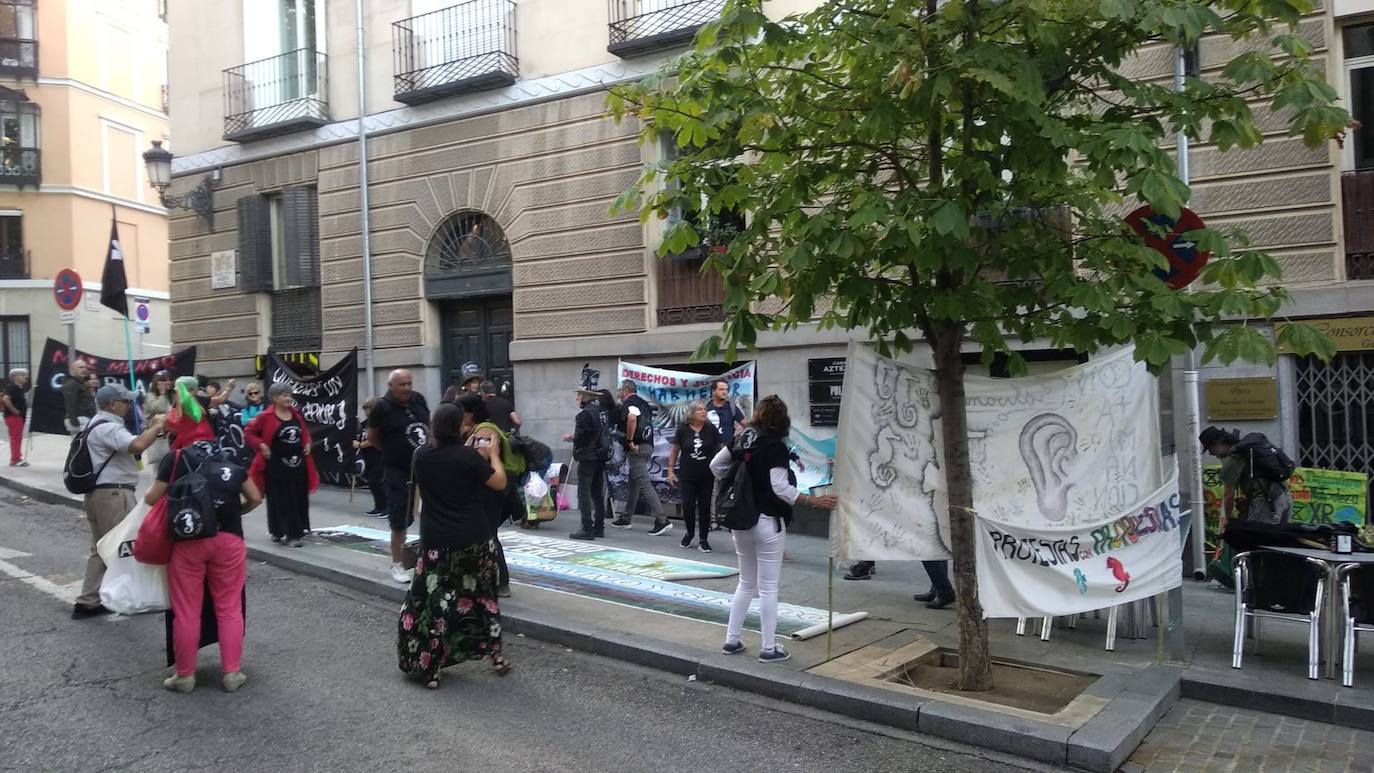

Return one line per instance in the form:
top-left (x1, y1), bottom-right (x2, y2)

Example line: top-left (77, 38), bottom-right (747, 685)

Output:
top-left (1203, 465), bottom-right (1367, 546)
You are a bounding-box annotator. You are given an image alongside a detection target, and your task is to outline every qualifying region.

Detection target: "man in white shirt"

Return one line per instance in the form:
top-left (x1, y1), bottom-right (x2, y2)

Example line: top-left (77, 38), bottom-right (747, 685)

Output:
top-left (72, 384), bottom-right (164, 619)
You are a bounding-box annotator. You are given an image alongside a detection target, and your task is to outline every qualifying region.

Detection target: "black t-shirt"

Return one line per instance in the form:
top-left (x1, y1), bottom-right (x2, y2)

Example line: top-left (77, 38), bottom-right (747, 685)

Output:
top-left (268, 417), bottom-right (306, 479)
top-left (620, 395), bottom-right (655, 444)
top-left (368, 393), bottom-right (431, 471)
top-left (157, 448), bottom-right (248, 538)
top-left (483, 396), bottom-right (515, 434)
top-left (412, 443), bottom-right (495, 549)
top-left (673, 422), bottom-right (720, 481)
top-left (4, 382), bottom-right (26, 416)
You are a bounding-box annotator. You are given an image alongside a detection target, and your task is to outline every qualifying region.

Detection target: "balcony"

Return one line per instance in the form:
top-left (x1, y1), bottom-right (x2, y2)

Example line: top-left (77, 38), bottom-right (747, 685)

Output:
top-left (607, 0), bottom-right (724, 58)
top-left (0, 146), bottom-right (38, 187)
top-left (1344, 171), bottom-right (1374, 280)
top-left (223, 49), bottom-right (329, 143)
top-left (393, 0), bottom-right (517, 105)
top-left (0, 248), bottom-right (26, 279)
top-left (657, 255), bottom-right (726, 326)
top-left (0, 36), bottom-right (35, 79)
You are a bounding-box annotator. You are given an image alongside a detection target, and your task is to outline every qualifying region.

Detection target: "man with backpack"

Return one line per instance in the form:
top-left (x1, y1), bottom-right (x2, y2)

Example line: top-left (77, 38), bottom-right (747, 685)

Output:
top-left (568, 383), bottom-right (612, 540)
top-left (612, 379), bottom-right (671, 536)
top-left (1199, 426), bottom-right (1295, 526)
top-left (70, 384), bottom-right (165, 619)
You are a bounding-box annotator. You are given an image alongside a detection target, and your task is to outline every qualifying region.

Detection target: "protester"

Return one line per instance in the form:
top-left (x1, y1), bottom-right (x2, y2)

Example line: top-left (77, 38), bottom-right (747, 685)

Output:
top-left (614, 379), bottom-right (670, 536)
top-left (398, 403), bottom-right (511, 689)
top-left (460, 361), bottom-right (484, 394)
top-left (481, 380), bottom-right (519, 434)
top-left (710, 395), bottom-right (836, 662)
top-left (238, 382), bottom-right (266, 426)
top-left (566, 383), bottom-right (610, 540)
top-left (144, 399), bottom-right (262, 694)
top-left (63, 361), bottom-right (95, 434)
top-left (205, 379), bottom-right (240, 422)
top-left (668, 400), bottom-right (720, 552)
top-left (71, 384), bottom-right (165, 619)
top-left (459, 392), bottom-right (513, 595)
top-left (354, 398), bottom-right (387, 517)
top-left (706, 379), bottom-right (747, 531)
top-left (368, 369), bottom-right (430, 584)
top-left (141, 371), bottom-right (176, 466)
top-left (1200, 426), bottom-right (1296, 588)
top-left (2, 367), bottom-right (28, 466)
top-left (842, 560), bottom-right (955, 609)
top-left (245, 383), bottom-right (318, 547)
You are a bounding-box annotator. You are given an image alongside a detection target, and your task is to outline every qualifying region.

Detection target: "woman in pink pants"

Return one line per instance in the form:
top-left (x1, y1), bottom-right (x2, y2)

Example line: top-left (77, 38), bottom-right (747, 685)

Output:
top-left (145, 377), bottom-right (262, 693)
top-left (2, 368), bottom-right (29, 466)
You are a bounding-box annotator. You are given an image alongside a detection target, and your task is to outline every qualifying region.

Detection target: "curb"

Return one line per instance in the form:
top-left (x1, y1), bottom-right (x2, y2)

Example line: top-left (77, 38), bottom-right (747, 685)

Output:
top-left (7, 473), bottom-right (1161, 772)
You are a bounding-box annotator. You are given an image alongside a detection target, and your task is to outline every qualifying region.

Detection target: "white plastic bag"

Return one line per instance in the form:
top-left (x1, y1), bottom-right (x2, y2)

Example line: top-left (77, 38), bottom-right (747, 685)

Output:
top-left (96, 501), bottom-right (169, 615)
top-left (524, 471), bottom-right (550, 500)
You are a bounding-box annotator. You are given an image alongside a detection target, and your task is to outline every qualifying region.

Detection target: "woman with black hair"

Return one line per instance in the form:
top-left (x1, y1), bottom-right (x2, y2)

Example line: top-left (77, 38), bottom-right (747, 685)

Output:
top-left (398, 403), bottom-right (510, 689)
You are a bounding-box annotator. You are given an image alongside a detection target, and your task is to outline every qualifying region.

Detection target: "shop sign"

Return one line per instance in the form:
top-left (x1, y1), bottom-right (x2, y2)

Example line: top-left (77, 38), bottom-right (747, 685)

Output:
top-left (1204, 377), bottom-right (1279, 420)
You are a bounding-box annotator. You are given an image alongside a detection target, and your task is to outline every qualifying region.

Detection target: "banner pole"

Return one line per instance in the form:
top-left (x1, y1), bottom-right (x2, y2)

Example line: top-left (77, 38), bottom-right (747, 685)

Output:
top-left (122, 316), bottom-right (140, 431)
top-left (826, 556), bottom-right (835, 662)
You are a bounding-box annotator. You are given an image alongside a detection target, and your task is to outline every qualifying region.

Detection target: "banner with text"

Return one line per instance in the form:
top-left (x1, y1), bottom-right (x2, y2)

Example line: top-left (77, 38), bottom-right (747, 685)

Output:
top-left (1203, 464), bottom-right (1368, 548)
top-left (31, 338), bottom-right (197, 435)
top-left (264, 349), bottom-right (358, 486)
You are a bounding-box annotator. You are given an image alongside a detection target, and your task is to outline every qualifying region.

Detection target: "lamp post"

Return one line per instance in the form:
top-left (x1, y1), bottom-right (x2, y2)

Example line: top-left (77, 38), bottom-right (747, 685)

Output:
top-left (142, 140), bottom-right (219, 228)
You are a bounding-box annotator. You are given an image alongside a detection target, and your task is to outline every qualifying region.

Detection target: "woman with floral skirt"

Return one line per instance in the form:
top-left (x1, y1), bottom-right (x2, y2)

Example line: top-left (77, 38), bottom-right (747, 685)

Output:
top-left (398, 402), bottom-right (510, 688)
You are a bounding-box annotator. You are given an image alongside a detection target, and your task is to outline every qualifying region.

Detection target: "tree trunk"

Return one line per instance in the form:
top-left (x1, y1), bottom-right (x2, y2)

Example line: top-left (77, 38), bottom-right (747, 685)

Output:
top-left (930, 319), bottom-right (993, 692)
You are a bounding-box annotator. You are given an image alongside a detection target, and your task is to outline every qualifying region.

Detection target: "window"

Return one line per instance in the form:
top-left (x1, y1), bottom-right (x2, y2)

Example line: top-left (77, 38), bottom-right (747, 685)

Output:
top-left (0, 316), bottom-right (28, 375)
top-left (660, 135), bottom-right (745, 260)
top-left (0, 0), bottom-right (34, 43)
top-left (236, 189), bottom-right (320, 351)
top-left (1346, 24), bottom-right (1374, 170)
top-left (0, 213), bottom-right (21, 255)
top-left (0, 99), bottom-right (38, 186)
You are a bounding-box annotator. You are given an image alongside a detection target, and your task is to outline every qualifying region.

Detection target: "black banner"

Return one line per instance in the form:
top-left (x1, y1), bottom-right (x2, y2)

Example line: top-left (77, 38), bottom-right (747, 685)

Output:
top-left (264, 349), bottom-right (358, 487)
top-left (31, 338), bottom-right (197, 435)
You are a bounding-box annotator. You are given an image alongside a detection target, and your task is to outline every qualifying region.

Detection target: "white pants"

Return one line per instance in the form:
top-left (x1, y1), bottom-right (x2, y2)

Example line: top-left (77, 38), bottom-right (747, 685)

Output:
top-left (726, 515), bottom-right (786, 650)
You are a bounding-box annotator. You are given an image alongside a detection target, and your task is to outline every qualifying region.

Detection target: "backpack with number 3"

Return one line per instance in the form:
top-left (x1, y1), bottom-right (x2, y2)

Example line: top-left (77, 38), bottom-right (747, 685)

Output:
top-left (167, 446), bottom-right (218, 541)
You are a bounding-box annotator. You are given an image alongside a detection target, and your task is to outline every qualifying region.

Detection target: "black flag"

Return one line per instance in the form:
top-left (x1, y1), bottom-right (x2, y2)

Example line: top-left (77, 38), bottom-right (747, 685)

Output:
top-left (100, 213), bottom-right (128, 318)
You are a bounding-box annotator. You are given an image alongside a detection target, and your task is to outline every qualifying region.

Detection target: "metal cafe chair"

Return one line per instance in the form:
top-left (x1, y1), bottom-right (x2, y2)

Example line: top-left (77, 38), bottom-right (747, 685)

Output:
top-left (1338, 564), bottom-right (1374, 688)
top-left (1233, 551), bottom-right (1327, 680)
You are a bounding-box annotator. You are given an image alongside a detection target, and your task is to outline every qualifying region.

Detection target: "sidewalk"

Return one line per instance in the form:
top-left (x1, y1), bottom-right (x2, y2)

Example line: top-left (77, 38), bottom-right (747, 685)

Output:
top-left (8, 433), bottom-right (1372, 769)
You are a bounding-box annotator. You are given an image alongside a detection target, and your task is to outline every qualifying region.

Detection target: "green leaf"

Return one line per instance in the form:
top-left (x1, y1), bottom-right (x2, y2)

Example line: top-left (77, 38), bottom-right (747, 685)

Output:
top-left (930, 201), bottom-right (969, 239)
top-left (1276, 322), bottom-right (1337, 361)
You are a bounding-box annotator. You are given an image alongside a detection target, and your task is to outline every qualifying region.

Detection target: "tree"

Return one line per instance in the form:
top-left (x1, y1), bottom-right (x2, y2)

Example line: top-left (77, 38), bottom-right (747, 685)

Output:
top-left (609, 0), bottom-right (1347, 691)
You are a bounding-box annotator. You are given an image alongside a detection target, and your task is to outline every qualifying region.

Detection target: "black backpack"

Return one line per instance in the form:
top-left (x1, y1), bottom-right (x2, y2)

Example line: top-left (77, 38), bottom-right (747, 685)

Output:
top-left (715, 434), bottom-right (760, 531)
top-left (167, 446), bottom-right (218, 541)
top-left (63, 420), bottom-right (113, 494)
top-left (509, 432), bottom-right (553, 472)
top-left (1241, 434), bottom-right (1297, 484)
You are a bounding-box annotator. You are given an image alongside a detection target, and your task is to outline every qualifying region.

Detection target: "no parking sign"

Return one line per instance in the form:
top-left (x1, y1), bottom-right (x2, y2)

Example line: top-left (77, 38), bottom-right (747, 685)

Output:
top-left (1125, 205), bottom-right (1211, 290)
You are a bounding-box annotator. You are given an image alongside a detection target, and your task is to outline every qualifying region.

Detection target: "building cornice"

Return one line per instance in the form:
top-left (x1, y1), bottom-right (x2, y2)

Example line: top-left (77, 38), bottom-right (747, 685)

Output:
top-left (170, 57), bottom-right (671, 177)
top-left (36, 77), bottom-right (167, 122)
top-left (37, 185), bottom-right (166, 217)
top-left (0, 279), bottom-right (168, 298)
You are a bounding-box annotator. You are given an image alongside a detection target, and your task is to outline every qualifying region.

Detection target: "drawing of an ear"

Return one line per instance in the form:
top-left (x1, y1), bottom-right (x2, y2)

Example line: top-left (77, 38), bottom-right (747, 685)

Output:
top-left (1019, 413), bottom-right (1079, 523)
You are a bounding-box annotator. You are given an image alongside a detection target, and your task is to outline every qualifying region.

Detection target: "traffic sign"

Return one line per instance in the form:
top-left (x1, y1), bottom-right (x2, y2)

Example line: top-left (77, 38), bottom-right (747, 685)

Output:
top-left (54, 268), bottom-right (83, 311)
top-left (1125, 205), bottom-right (1211, 290)
top-left (136, 303), bottom-right (149, 322)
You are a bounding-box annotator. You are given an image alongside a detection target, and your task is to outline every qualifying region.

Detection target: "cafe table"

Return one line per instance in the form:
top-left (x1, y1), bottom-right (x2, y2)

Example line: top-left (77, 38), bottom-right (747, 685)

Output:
top-left (1257, 545), bottom-right (1374, 679)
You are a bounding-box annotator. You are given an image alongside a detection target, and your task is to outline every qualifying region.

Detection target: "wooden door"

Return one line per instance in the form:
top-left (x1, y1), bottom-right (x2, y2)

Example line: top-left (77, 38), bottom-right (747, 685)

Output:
top-left (442, 297), bottom-right (515, 401)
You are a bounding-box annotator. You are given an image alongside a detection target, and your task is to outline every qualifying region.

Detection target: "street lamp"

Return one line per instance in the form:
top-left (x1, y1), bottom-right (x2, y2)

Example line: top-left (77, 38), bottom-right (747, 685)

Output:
top-left (142, 140), bottom-right (219, 228)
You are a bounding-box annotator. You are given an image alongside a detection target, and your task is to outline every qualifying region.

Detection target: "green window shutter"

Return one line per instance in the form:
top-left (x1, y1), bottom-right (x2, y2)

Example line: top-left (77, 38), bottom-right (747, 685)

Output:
top-left (236, 194), bottom-right (272, 292)
top-left (281, 186), bottom-right (320, 288)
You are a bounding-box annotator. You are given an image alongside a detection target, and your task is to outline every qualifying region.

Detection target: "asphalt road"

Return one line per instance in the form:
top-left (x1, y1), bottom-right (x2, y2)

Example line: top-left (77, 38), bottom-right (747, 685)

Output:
top-left (0, 489), bottom-right (1054, 773)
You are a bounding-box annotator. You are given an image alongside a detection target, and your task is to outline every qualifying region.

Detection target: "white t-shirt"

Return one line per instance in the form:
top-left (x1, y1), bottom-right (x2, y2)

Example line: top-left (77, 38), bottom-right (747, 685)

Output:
top-left (87, 410), bottom-right (140, 486)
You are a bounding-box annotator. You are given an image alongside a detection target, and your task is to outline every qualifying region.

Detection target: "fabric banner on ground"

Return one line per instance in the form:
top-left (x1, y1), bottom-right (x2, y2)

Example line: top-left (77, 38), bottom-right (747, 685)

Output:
top-left (500, 531), bottom-right (737, 580)
top-left (31, 338), bottom-right (197, 435)
top-left (975, 475), bottom-right (1184, 618)
top-left (264, 350), bottom-right (358, 486)
top-left (612, 361), bottom-right (756, 505)
top-left (832, 343), bottom-right (1168, 564)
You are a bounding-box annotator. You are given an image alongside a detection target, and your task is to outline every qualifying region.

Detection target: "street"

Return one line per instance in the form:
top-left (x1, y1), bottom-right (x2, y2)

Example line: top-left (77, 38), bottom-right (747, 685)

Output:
top-left (0, 490), bottom-right (1042, 773)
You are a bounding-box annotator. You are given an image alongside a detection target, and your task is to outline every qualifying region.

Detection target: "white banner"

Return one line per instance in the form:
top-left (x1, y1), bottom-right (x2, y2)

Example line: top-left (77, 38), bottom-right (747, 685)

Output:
top-left (975, 474), bottom-right (1184, 618)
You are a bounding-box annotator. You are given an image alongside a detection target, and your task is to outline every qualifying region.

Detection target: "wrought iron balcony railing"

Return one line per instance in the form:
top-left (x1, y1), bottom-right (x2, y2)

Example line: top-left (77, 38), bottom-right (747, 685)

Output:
top-left (0, 37), bottom-right (35, 78)
top-left (607, 0), bottom-right (724, 58)
top-left (223, 49), bottom-right (329, 143)
top-left (394, 0), bottom-right (517, 105)
top-left (0, 248), bottom-right (27, 279)
top-left (0, 147), bottom-right (38, 187)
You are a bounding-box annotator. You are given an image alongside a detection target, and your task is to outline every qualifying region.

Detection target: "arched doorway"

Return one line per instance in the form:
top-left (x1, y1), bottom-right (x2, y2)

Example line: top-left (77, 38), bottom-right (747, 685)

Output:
top-left (425, 210), bottom-right (514, 399)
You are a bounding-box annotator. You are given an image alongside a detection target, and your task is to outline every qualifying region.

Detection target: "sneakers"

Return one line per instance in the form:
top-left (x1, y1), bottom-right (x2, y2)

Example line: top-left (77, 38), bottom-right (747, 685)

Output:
top-left (758, 646), bottom-right (791, 664)
top-left (680, 534), bottom-right (693, 549)
top-left (497, 584), bottom-right (512, 598)
top-left (699, 541), bottom-right (712, 553)
top-left (269, 535), bottom-right (283, 543)
top-left (569, 530), bottom-right (595, 540)
top-left (843, 561), bottom-right (876, 581)
top-left (288, 538), bottom-right (304, 548)
top-left (10, 460), bottom-right (26, 467)
top-left (925, 596), bottom-right (955, 610)
top-left (611, 517), bottom-right (633, 529)
top-left (722, 640), bottom-right (746, 655)
top-left (71, 603), bottom-right (112, 620)
top-left (649, 520), bottom-right (673, 537)
top-left (390, 562), bottom-right (413, 584)
top-left (162, 674), bottom-right (196, 693)
top-left (592, 527), bottom-right (605, 538)
top-left (365, 508), bottom-right (386, 517)
top-left (222, 672), bottom-right (247, 693)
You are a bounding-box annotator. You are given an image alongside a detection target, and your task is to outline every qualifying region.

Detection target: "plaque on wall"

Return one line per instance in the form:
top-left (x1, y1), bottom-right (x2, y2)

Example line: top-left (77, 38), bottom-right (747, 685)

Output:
top-left (809, 380), bottom-right (844, 404)
top-left (210, 250), bottom-right (238, 290)
top-left (808, 357), bottom-right (846, 380)
top-left (810, 404), bottom-right (840, 427)
top-left (1204, 377), bottom-right (1279, 421)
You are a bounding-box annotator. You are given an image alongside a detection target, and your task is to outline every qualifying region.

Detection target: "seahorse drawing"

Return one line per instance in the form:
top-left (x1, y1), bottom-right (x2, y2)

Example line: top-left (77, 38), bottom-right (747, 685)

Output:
top-left (1019, 412), bottom-right (1079, 523)
top-left (1073, 568), bottom-right (1088, 595)
top-left (1106, 556), bottom-right (1131, 593)
top-left (868, 426), bottom-right (902, 488)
